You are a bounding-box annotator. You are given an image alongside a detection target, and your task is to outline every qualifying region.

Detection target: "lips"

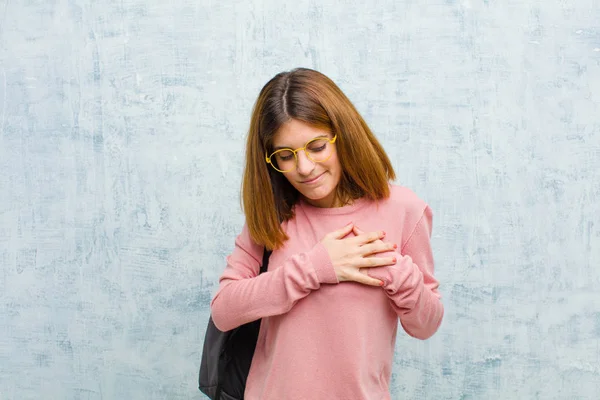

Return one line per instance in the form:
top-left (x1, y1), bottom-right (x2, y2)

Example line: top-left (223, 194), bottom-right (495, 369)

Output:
top-left (302, 172), bottom-right (324, 184)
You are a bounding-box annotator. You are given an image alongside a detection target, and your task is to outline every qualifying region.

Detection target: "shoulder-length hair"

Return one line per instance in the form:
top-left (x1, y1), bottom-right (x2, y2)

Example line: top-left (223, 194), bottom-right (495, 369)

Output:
top-left (242, 68), bottom-right (396, 250)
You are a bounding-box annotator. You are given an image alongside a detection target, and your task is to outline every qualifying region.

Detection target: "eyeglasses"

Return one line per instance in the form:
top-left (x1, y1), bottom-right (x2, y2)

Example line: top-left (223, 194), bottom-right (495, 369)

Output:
top-left (265, 135), bottom-right (337, 173)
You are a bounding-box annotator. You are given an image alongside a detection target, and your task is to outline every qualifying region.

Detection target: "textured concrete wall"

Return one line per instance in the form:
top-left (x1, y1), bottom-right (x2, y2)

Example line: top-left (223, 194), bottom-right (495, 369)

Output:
top-left (1, 1), bottom-right (599, 399)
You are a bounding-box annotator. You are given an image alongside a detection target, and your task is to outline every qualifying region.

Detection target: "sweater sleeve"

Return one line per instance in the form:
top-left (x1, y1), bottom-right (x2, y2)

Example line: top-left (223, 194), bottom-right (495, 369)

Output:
top-left (210, 223), bottom-right (339, 332)
top-left (367, 205), bottom-right (444, 339)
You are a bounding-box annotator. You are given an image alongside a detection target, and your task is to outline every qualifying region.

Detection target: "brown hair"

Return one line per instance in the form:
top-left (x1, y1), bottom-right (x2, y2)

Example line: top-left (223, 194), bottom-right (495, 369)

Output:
top-left (242, 68), bottom-right (396, 250)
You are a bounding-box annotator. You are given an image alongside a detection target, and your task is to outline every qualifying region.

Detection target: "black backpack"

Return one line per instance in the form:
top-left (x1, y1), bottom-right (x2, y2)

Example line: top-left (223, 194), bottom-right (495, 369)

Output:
top-left (198, 249), bottom-right (272, 400)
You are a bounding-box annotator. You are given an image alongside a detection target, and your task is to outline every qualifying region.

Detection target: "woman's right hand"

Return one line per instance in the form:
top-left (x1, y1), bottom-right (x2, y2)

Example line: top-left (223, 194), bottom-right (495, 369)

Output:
top-left (320, 223), bottom-right (397, 286)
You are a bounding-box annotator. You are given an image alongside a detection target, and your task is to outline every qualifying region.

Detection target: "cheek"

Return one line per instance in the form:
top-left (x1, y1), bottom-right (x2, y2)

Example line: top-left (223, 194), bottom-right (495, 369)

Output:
top-left (282, 171), bottom-right (299, 186)
top-left (327, 154), bottom-right (342, 177)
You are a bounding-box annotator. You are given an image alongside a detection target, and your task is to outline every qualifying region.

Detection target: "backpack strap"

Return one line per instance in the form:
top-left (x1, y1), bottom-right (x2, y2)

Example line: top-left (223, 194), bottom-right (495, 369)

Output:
top-left (259, 248), bottom-right (272, 274)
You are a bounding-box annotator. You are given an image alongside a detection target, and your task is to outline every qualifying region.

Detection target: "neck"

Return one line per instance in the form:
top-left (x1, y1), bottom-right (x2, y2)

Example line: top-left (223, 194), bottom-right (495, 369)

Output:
top-left (303, 191), bottom-right (349, 208)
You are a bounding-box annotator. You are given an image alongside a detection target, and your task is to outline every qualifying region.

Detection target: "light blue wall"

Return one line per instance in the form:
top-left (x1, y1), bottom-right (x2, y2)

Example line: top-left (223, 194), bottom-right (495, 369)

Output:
top-left (1, 1), bottom-right (599, 399)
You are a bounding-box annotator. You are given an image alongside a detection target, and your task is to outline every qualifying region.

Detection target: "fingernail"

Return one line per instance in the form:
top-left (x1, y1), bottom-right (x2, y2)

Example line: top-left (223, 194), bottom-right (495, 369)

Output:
top-left (393, 243), bottom-right (398, 249)
top-left (392, 257), bottom-right (397, 263)
top-left (379, 281), bottom-right (384, 286)
top-left (381, 231), bottom-right (386, 236)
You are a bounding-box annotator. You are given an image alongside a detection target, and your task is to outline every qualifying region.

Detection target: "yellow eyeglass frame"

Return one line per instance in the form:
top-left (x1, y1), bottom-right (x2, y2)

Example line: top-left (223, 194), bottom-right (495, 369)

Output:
top-left (265, 135), bottom-right (338, 173)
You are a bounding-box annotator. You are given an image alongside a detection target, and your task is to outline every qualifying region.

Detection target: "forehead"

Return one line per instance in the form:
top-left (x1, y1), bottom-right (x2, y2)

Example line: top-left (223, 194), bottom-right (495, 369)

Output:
top-left (272, 119), bottom-right (330, 147)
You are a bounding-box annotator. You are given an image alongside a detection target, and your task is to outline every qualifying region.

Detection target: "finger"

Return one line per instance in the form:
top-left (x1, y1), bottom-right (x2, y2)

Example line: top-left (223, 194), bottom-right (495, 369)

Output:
top-left (353, 226), bottom-right (387, 247)
top-left (329, 222), bottom-right (354, 240)
top-left (359, 255), bottom-right (397, 268)
top-left (360, 242), bottom-right (397, 256)
top-left (352, 230), bottom-right (386, 245)
top-left (352, 226), bottom-right (365, 235)
top-left (350, 272), bottom-right (384, 287)
top-left (353, 227), bottom-right (384, 246)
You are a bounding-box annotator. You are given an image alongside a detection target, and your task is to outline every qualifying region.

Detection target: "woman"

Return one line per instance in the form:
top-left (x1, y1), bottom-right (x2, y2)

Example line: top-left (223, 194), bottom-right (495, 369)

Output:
top-left (210, 68), bottom-right (443, 400)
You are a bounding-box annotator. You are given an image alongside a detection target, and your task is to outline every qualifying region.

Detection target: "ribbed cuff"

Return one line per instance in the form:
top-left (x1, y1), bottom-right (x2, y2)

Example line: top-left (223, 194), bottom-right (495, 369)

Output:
top-left (308, 242), bottom-right (339, 284)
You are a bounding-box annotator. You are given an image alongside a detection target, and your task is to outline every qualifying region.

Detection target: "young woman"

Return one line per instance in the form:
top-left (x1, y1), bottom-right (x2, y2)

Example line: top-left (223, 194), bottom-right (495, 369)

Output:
top-left (210, 68), bottom-right (443, 399)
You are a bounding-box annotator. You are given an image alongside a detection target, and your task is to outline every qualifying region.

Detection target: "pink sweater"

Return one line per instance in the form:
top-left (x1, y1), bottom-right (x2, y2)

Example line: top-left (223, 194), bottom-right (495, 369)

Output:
top-left (211, 184), bottom-right (444, 400)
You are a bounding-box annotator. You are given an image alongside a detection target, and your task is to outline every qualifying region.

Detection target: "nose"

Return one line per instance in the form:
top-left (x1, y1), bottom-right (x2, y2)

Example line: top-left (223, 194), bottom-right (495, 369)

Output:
top-left (296, 150), bottom-right (315, 176)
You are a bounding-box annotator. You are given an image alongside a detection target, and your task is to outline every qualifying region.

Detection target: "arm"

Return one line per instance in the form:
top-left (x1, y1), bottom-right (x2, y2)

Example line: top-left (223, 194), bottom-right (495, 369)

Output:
top-left (367, 206), bottom-right (444, 339)
top-left (210, 223), bottom-right (338, 332)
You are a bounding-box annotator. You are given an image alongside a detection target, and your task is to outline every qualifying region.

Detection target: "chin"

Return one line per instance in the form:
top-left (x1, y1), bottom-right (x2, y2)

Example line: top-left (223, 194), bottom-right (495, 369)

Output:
top-left (289, 169), bottom-right (342, 207)
top-left (300, 186), bottom-right (337, 206)
top-left (305, 188), bottom-right (333, 200)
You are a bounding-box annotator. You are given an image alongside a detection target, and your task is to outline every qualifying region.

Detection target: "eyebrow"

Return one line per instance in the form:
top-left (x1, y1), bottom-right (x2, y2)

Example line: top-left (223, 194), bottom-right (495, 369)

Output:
top-left (272, 135), bottom-right (330, 151)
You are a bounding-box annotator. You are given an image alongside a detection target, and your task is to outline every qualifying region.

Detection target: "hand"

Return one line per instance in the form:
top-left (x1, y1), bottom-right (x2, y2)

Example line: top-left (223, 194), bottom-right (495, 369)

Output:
top-left (320, 223), bottom-right (398, 286)
top-left (352, 225), bottom-right (388, 248)
top-left (351, 225), bottom-right (399, 287)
